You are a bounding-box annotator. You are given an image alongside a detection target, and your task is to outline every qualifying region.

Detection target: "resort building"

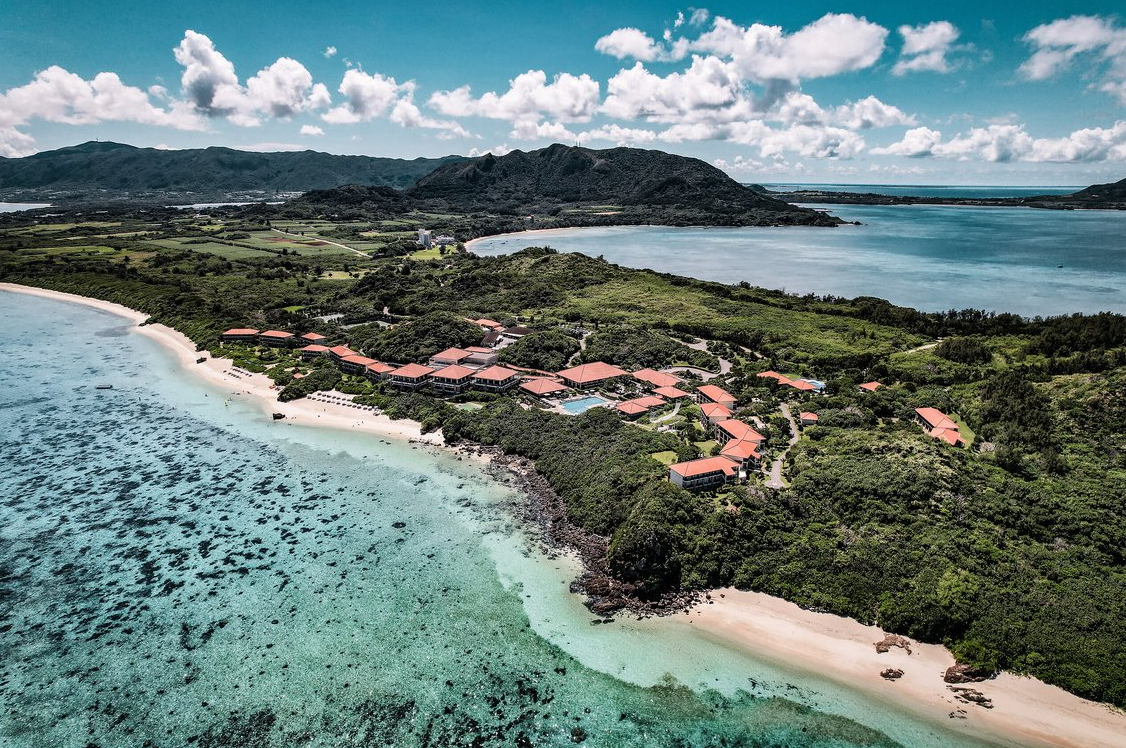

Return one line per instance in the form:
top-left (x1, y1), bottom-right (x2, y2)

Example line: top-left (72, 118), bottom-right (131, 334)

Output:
top-left (915, 407), bottom-right (966, 447)
top-left (473, 318), bottom-right (505, 331)
top-left (258, 330), bottom-right (295, 347)
top-left (365, 362), bottom-right (395, 381)
top-left (615, 395), bottom-right (667, 419)
top-left (859, 381), bottom-right (883, 392)
top-left (429, 364), bottom-right (476, 395)
top-left (652, 385), bottom-right (691, 400)
top-left (714, 419), bottom-right (765, 449)
top-left (417, 228), bottom-right (432, 248)
top-left (668, 456), bottom-right (738, 492)
top-left (339, 354), bottom-right (379, 375)
top-left (699, 402), bottom-right (733, 426)
top-left (221, 328), bottom-right (259, 343)
top-left (556, 362), bottom-right (628, 389)
top-left (786, 379), bottom-right (816, 393)
top-left (472, 365), bottom-right (521, 393)
top-left (499, 326), bottom-right (533, 343)
top-left (632, 368), bottom-right (682, 389)
top-left (719, 438), bottom-right (762, 472)
top-left (300, 332), bottom-right (328, 345)
top-left (696, 384), bottom-right (737, 410)
top-left (463, 346), bottom-right (499, 367)
top-left (800, 412), bottom-right (820, 426)
top-left (388, 363), bottom-right (434, 390)
top-left (430, 347), bottom-right (471, 367)
top-left (327, 345), bottom-right (358, 361)
top-left (519, 377), bottom-right (569, 399)
top-left (757, 370), bottom-right (817, 393)
top-left (299, 344), bottom-right (329, 360)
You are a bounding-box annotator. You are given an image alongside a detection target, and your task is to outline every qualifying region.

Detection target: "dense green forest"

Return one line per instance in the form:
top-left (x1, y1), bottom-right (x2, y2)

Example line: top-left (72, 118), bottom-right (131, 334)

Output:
top-left (1, 209), bottom-right (1124, 708)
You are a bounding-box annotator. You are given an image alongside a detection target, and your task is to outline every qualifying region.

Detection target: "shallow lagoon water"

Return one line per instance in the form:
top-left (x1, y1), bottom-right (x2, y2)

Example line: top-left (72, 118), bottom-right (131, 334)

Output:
top-left (0, 292), bottom-right (1004, 747)
top-left (469, 205), bottom-right (1126, 317)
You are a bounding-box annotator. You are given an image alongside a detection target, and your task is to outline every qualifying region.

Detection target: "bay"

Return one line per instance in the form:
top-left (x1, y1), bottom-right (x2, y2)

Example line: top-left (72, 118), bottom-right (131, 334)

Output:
top-left (0, 291), bottom-right (1000, 747)
top-left (468, 205), bottom-right (1126, 317)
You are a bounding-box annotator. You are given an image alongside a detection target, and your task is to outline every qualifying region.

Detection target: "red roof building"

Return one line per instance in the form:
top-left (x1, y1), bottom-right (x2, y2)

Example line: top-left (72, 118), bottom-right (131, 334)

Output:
top-left (859, 381), bottom-right (883, 392)
top-left (696, 384), bottom-right (737, 409)
top-left (719, 438), bottom-right (762, 467)
top-left (430, 347), bottom-right (470, 366)
top-left (327, 345), bottom-right (358, 360)
top-left (616, 395), bottom-right (667, 418)
top-left (299, 344), bottom-right (330, 360)
top-left (914, 408), bottom-right (965, 447)
top-left (339, 354), bottom-right (379, 374)
top-left (715, 419), bottom-right (765, 446)
top-left (473, 365), bottom-right (521, 392)
top-left (799, 411), bottom-right (819, 425)
top-left (430, 364), bottom-right (476, 395)
top-left (699, 402), bottom-right (733, 425)
top-left (556, 362), bottom-right (628, 388)
top-left (653, 385), bottom-right (691, 399)
top-left (388, 363), bottom-right (434, 389)
top-left (786, 379), bottom-right (816, 392)
top-left (668, 456), bottom-right (738, 491)
top-left (221, 328), bottom-right (259, 341)
top-left (473, 318), bottom-right (505, 331)
top-left (259, 330), bottom-right (295, 347)
top-left (300, 332), bottom-right (327, 343)
top-left (519, 377), bottom-right (569, 397)
top-left (365, 362), bottom-right (395, 380)
top-left (632, 368), bottom-right (682, 388)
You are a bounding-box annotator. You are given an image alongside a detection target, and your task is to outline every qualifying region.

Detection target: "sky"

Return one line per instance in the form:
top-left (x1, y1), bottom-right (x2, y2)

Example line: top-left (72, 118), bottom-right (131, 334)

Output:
top-left (2, 1), bottom-right (1125, 185)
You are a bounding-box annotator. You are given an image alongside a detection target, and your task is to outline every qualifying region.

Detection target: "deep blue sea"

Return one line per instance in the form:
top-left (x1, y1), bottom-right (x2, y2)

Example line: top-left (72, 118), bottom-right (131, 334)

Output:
top-left (0, 291), bottom-right (1006, 747)
top-left (469, 205), bottom-right (1126, 317)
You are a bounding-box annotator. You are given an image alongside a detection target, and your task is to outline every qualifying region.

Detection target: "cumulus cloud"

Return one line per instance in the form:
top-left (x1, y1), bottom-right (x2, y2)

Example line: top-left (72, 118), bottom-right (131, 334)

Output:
top-left (323, 46), bottom-right (337, 59)
top-left (300, 124), bottom-right (324, 136)
top-left (429, 70), bottom-right (600, 124)
top-left (322, 70), bottom-right (469, 136)
top-left (602, 57), bottom-right (748, 123)
top-left (595, 28), bottom-right (664, 62)
top-left (872, 121), bottom-right (1126, 162)
top-left (1020, 15), bottom-right (1126, 103)
top-left (833, 95), bottom-right (916, 129)
top-left (893, 21), bottom-right (961, 74)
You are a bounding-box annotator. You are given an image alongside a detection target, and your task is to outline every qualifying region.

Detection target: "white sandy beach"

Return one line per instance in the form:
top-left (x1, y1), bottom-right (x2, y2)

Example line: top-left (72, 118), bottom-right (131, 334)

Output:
top-left (463, 226), bottom-right (599, 251)
top-left (0, 283), bottom-right (442, 446)
top-left (5, 280), bottom-right (1126, 748)
top-left (683, 589), bottom-right (1126, 748)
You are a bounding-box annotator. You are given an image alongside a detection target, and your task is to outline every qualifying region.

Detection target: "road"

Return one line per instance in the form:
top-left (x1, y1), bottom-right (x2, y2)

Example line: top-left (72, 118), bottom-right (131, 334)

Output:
top-left (273, 228), bottom-right (369, 258)
top-left (765, 402), bottom-right (800, 489)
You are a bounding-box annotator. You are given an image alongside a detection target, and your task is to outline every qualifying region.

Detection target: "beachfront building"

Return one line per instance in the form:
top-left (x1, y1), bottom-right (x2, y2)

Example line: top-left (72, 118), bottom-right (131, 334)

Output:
top-left (300, 332), bottom-right (328, 345)
top-left (463, 346), bottom-right (499, 367)
top-left (327, 345), bottom-right (358, 361)
top-left (653, 385), bottom-right (691, 400)
top-left (430, 347), bottom-right (470, 367)
top-left (915, 407), bottom-right (966, 447)
top-left (258, 330), bottom-right (295, 347)
top-left (435, 234), bottom-right (456, 246)
top-left (632, 368), bottom-right (682, 389)
top-left (365, 362), bottom-right (395, 381)
top-left (472, 365), bottom-right (521, 393)
top-left (519, 377), bottom-right (569, 400)
top-left (556, 362), bottom-right (628, 389)
top-left (429, 364), bottom-right (475, 395)
top-left (299, 344), bottom-right (329, 361)
top-left (696, 384), bottom-right (737, 410)
top-left (339, 354), bottom-right (379, 375)
top-left (699, 402), bottom-right (733, 427)
top-left (668, 456), bottom-right (738, 492)
top-left (615, 395), bottom-right (667, 419)
top-left (800, 412), bottom-right (820, 426)
top-left (388, 363), bottom-right (434, 390)
top-left (221, 328), bottom-right (259, 343)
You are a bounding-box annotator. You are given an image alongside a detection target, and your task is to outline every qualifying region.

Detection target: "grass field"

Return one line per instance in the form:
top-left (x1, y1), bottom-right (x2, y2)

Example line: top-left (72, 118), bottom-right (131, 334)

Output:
top-left (650, 450), bottom-right (678, 466)
top-left (142, 238), bottom-right (276, 260)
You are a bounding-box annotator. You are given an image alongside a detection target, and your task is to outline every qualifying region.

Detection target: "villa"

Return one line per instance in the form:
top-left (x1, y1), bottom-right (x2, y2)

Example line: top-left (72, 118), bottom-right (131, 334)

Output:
top-left (388, 363), bottom-right (434, 390)
top-left (300, 332), bottom-right (327, 345)
top-left (365, 362), bottom-right (395, 381)
top-left (699, 402), bottom-right (733, 426)
top-left (859, 381), bottom-right (883, 392)
top-left (653, 385), bottom-right (691, 400)
top-left (800, 412), bottom-right (820, 426)
top-left (633, 368), bottom-right (681, 389)
top-left (668, 456), bottom-right (738, 491)
top-left (556, 362), bottom-right (628, 389)
top-left (915, 407), bottom-right (966, 447)
top-left (258, 330), bottom-right (295, 347)
top-left (472, 365), bottom-right (521, 392)
top-left (430, 347), bottom-right (471, 367)
top-left (339, 354), bottom-right (379, 374)
top-left (519, 377), bottom-right (569, 398)
top-left (429, 364), bottom-right (476, 395)
top-left (299, 344), bottom-right (329, 360)
top-left (696, 384), bottom-right (737, 410)
top-left (221, 328), bottom-right (259, 343)
top-left (616, 394), bottom-right (667, 419)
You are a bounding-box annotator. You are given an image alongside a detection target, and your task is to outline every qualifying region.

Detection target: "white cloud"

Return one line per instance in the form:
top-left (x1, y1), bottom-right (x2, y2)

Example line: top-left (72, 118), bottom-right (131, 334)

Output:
top-left (468, 143), bottom-right (512, 157)
top-left (595, 28), bottom-right (664, 62)
top-left (602, 57), bottom-right (748, 123)
top-left (300, 124), bottom-right (324, 136)
top-left (872, 121), bottom-right (1126, 162)
top-left (232, 142), bottom-right (305, 152)
top-left (322, 69), bottom-right (407, 123)
top-left (429, 70), bottom-right (600, 123)
top-left (509, 119), bottom-right (579, 142)
top-left (833, 95), bottom-right (916, 129)
top-left (173, 31), bottom-right (329, 126)
top-left (893, 21), bottom-right (960, 75)
top-left (1020, 15), bottom-right (1126, 103)
top-left (323, 46), bottom-right (337, 59)
top-left (579, 123), bottom-right (659, 146)
top-left (713, 155), bottom-right (805, 175)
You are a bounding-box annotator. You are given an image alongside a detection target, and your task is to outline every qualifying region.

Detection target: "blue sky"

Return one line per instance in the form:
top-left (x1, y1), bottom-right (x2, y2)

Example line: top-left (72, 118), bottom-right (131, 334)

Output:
top-left (2, 1), bottom-right (1125, 184)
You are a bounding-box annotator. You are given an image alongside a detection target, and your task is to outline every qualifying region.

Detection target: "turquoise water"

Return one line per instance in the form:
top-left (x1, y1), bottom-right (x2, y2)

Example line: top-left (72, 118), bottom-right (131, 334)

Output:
top-left (561, 396), bottom-right (611, 414)
top-left (0, 291), bottom-right (1007, 748)
top-left (469, 205), bottom-right (1126, 317)
top-left (0, 202), bottom-right (51, 212)
top-left (759, 184), bottom-right (1082, 198)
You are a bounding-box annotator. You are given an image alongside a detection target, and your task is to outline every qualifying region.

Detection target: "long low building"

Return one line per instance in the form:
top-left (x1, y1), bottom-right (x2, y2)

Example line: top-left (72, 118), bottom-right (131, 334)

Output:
top-left (365, 362), bottom-right (395, 380)
top-left (339, 354), bottom-right (379, 374)
top-left (388, 363), bottom-right (434, 390)
top-left (556, 362), bottom-right (628, 389)
top-left (915, 407), bottom-right (966, 447)
top-left (668, 456), bottom-right (738, 491)
top-left (258, 330), bottom-right (295, 347)
top-left (221, 328), bottom-right (259, 342)
top-left (473, 365), bottom-right (521, 392)
top-left (430, 364), bottom-right (476, 395)
top-left (299, 344), bottom-right (330, 360)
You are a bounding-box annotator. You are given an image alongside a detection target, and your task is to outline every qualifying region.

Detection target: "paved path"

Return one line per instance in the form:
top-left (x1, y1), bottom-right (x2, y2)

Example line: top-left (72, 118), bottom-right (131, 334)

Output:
top-left (765, 402), bottom-right (800, 489)
top-left (904, 339), bottom-right (942, 354)
top-left (273, 228), bottom-right (368, 258)
top-left (653, 401), bottom-right (681, 423)
top-left (664, 365), bottom-right (717, 381)
top-left (683, 337), bottom-right (732, 374)
top-left (566, 330), bottom-right (593, 366)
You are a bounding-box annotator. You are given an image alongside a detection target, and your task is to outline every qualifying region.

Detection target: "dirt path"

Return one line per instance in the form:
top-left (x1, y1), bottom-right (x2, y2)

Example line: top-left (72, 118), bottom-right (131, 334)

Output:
top-left (273, 228), bottom-right (369, 258)
top-left (765, 402), bottom-right (800, 489)
top-left (566, 329), bottom-right (593, 366)
top-left (904, 340), bottom-right (941, 354)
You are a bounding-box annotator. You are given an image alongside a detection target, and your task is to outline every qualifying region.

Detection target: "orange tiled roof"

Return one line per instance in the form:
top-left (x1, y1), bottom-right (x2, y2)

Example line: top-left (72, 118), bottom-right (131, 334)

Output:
top-left (670, 456), bottom-right (739, 478)
top-left (800, 411), bottom-right (819, 421)
top-left (473, 365), bottom-right (520, 382)
top-left (786, 379), bottom-right (816, 391)
top-left (300, 332), bottom-right (327, 341)
top-left (328, 345), bottom-right (357, 358)
top-left (653, 385), bottom-right (691, 399)
top-left (431, 364), bottom-right (475, 380)
top-left (223, 328), bottom-right (259, 336)
top-left (859, 381), bottom-right (882, 392)
top-left (699, 402), bottom-right (733, 419)
top-left (617, 401), bottom-right (649, 415)
top-left (432, 347), bottom-right (470, 361)
top-left (299, 344), bottom-right (329, 353)
top-left (632, 368), bottom-right (681, 388)
top-left (557, 361), bottom-right (628, 384)
top-left (365, 362), bottom-right (395, 374)
top-left (716, 419), bottom-right (764, 443)
top-left (697, 384), bottom-right (736, 403)
top-left (915, 407), bottom-right (958, 431)
top-left (259, 330), bottom-right (294, 338)
top-left (520, 377), bottom-right (569, 396)
top-left (341, 354), bottom-right (378, 367)
top-left (720, 439), bottom-right (761, 461)
top-left (390, 363), bottom-right (434, 379)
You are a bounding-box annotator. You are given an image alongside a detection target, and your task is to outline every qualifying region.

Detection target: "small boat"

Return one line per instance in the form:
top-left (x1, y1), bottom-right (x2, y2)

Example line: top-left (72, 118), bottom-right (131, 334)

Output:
top-left (95, 384), bottom-right (113, 390)
top-left (272, 412), bottom-right (286, 420)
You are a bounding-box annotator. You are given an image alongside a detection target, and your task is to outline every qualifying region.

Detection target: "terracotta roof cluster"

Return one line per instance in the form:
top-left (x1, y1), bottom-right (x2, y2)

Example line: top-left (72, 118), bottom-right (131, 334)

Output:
top-left (520, 377), bottom-right (569, 396)
top-left (556, 361), bottom-right (628, 385)
top-left (915, 407), bottom-right (965, 446)
top-left (616, 395), bottom-right (667, 416)
top-left (633, 368), bottom-right (682, 388)
top-left (669, 456), bottom-right (739, 479)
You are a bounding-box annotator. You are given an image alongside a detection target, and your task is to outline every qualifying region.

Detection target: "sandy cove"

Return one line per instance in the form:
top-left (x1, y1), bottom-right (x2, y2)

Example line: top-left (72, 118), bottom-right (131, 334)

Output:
top-left (0, 283), bottom-right (442, 446)
top-left (683, 589), bottom-right (1126, 748)
top-left (5, 281), bottom-right (1126, 748)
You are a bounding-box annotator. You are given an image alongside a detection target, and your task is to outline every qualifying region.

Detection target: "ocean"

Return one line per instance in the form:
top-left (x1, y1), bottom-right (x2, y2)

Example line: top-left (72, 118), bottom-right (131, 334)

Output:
top-left (468, 205), bottom-right (1126, 317)
top-left (0, 291), bottom-right (1004, 747)
top-left (757, 184), bottom-right (1082, 199)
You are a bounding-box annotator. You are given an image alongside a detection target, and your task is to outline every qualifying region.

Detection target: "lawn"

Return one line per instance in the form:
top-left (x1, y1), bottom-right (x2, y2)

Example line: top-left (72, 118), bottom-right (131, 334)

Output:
top-left (650, 450), bottom-right (678, 466)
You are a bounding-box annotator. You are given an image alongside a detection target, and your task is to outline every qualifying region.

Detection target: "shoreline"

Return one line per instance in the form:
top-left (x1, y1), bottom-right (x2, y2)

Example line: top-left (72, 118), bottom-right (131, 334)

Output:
top-left (0, 283), bottom-right (442, 446)
top-left (682, 589), bottom-right (1126, 748)
top-left (5, 282), bottom-right (1126, 748)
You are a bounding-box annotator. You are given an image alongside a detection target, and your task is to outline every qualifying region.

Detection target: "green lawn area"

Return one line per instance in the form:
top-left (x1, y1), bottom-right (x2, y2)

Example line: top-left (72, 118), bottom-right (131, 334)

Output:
top-left (23, 245), bottom-right (120, 256)
top-left (650, 450), bottom-right (678, 466)
top-left (693, 440), bottom-right (717, 456)
top-left (951, 413), bottom-right (976, 447)
top-left (408, 246), bottom-right (446, 260)
top-left (142, 238), bottom-right (276, 260)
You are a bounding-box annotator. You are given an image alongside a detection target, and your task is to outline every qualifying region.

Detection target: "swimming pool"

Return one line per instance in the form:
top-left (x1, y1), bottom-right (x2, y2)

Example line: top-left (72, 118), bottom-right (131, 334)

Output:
top-left (561, 395), bottom-right (611, 414)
